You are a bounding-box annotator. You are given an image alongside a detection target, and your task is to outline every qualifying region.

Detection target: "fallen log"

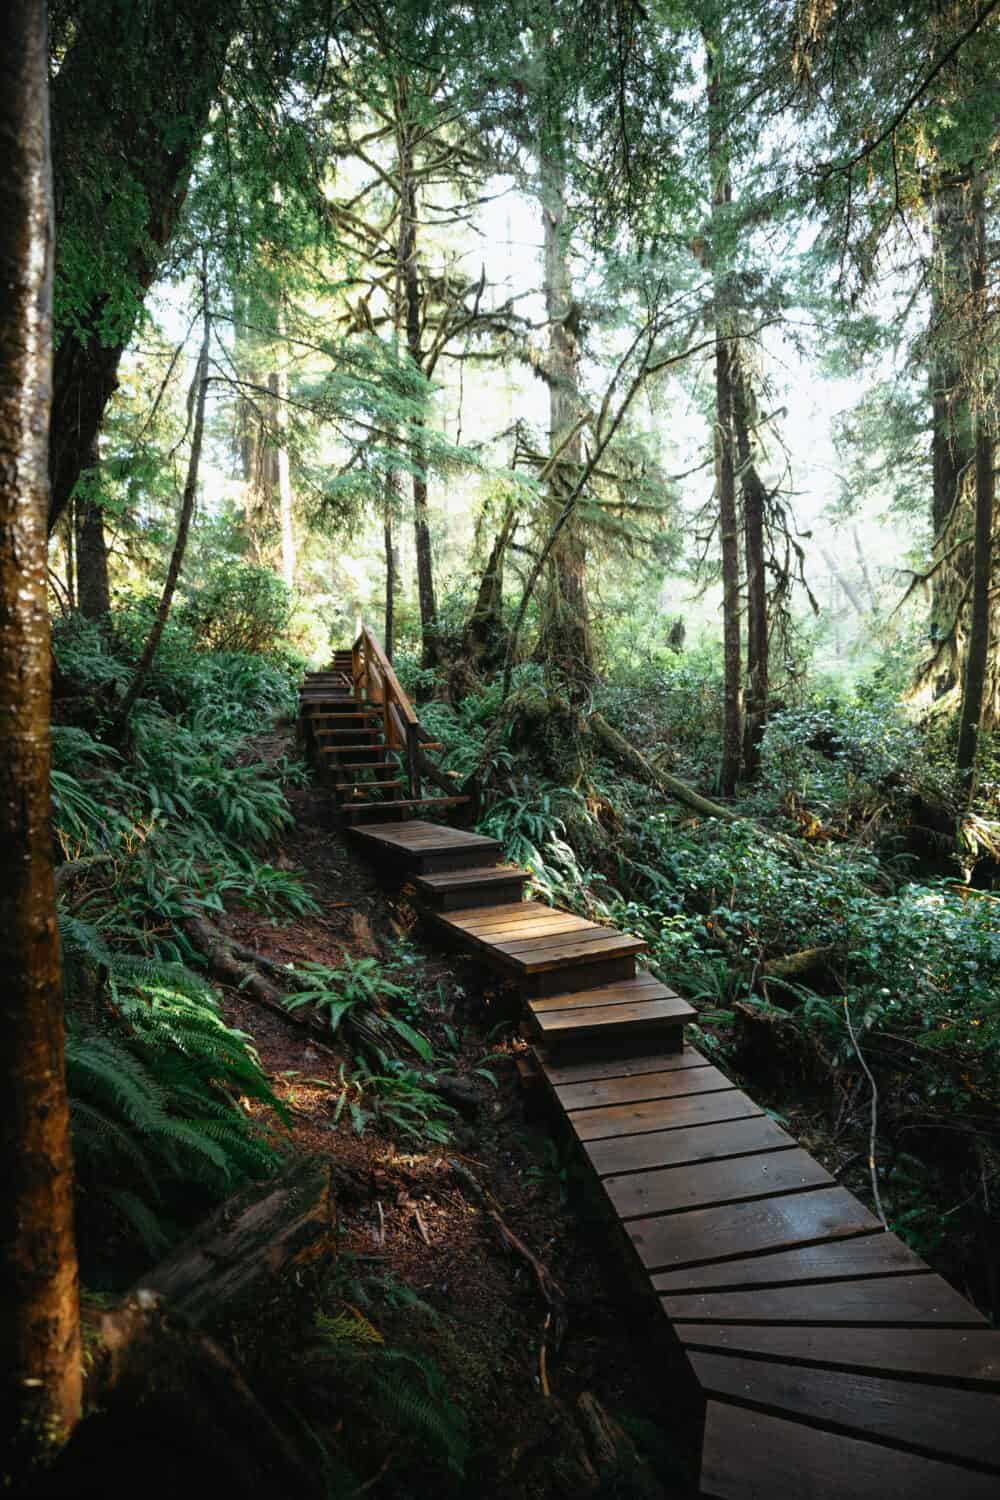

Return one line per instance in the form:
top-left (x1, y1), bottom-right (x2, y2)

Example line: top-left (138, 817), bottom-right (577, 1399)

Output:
top-left (589, 711), bottom-right (820, 870)
top-left (762, 945), bottom-right (838, 983)
top-left (130, 1152), bottom-right (336, 1328)
top-left (55, 1157), bottom-right (336, 1500)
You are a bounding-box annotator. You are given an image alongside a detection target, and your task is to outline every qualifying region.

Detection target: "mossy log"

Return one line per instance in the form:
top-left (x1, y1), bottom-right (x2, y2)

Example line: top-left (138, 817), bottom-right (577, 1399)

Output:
top-left (589, 711), bottom-right (819, 870)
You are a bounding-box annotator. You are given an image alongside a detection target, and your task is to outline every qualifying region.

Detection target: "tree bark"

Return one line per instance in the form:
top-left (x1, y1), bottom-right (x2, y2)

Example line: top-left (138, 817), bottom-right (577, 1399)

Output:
top-left (732, 360), bottom-right (768, 777)
top-left (275, 297), bottom-right (295, 589)
top-left (397, 112), bottom-right (438, 669)
top-left (706, 32), bottom-right (743, 796)
top-left (463, 504), bottom-right (517, 670)
top-left (956, 414), bottom-right (994, 781)
top-left (0, 1), bottom-right (82, 1468)
top-left (115, 295), bottom-right (211, 729)
top-left (47, 2), bottom-right (238, 534)
top-left (927, 176), bottom-right (977, 694)
top-left (539, 145), bottom-right (592, 692)
top-left (74, 433), bottom-right (110, 617)
top-left (955, 178), bottom-right (994, 784)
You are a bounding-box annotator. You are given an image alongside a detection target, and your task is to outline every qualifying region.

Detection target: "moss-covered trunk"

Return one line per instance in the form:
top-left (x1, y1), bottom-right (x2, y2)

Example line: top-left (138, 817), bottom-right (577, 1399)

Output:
top-left (0, 1), bottom-right (82, 1468)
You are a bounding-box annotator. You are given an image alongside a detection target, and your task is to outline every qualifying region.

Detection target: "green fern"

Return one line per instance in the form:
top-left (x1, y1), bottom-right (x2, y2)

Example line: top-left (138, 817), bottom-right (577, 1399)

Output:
top-left (62, 911), bottom-right (283, 1261)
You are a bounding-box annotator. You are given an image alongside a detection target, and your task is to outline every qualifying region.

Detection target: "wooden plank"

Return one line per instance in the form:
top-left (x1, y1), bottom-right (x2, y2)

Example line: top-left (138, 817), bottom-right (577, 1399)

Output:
top-left (353, 823), bottom-right (497, 853)
top-left (445, 900), bottom-right (560, 929)
top-left (416, 865), bottom-right (526, 889)
top-left (653, 1232), bottom-right (928, 1295)
top-left (533, 997), bottom-right (693, 1035)
top-left (663, 1275), bottom-right (987, 1327)
top-left (492, 933), bottom-right (646, 973)
top-left (584, 1114), bottom-right (796, 1178)
top-left (690, 1350), bottom-right (1000, 1470)
top-left (676, 1325), bottom-right (1000, 1385)
top-left (493, 926), bottom-right (627, 955)
top-left (568, 1087), bottom-right (763, 1143)
top-left (700, 1402), bottom-right (1000, 1500)
top-left (540, 1043), bottom-right (712, 1087)
top-left (531, 975), bottom-right (674, 1012)
top-left (606, 1148), bottom-right (830, 1222)
top-left (453, 910), bottom-right (596, 940)
top-left (557, 1063), bottom-right (732, 1112)
top-left (626, 1186), bottom-right (881, 1273)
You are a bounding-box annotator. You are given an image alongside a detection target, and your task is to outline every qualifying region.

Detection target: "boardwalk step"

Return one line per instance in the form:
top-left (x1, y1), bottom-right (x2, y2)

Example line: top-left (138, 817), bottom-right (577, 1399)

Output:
top-left (413, 863), bottom-right (530, 910)
top-left (431, 901), bottom-right (646, 977)
top-left (350, 819), bottom-right (501, 874)
top-left (526, 974), bottom-right (694, 1053)
top-left (343, 796), bottom-right (470, 822)
top-left (335, 780), bottom-right (406, 792)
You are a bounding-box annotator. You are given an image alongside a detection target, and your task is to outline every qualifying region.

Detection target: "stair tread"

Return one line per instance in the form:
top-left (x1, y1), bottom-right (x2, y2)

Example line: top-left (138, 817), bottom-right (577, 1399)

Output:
top-left (414, 864), bottom-right (528, 890)
top-left (336, 761), bottom-right (399, 770)
top-left (344, 796), bottom-right (470, 813)
top-left (336, 780), bottom-right (406, 790)
top-left (531, 996), bottom-right (692, 1035)
top-left (530, 975), bottom-right (693, 1014)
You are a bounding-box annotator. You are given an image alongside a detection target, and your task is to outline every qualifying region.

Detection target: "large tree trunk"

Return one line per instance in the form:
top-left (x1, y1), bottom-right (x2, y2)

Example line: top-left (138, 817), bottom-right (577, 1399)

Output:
top-left (732, 360), bottom-right (768, 778)
top-left (74, 433), bottom-right (110, 617)
top-left (956, 180), bottom-right (994, 784)
top-left (116, 298), bottom-right (211, 729)
top-left (0, 2), bottom-right (82, 1469)
top-left (955, 418), bottom-right (994, 782)
top-left (397, 114), bottom-right (438, 670)
top-left (47, 2), bottom-right (238, 534)
top-left (706, 32), bottom-right (743, 796)
top-left (539, 147), bottom-right (593, 691)
top-left (274, 297), bottom-right (296, 589)
top-left (925, 177), bottom-right (977, 699)
top-left (236, 297), bottom-right (274, 564)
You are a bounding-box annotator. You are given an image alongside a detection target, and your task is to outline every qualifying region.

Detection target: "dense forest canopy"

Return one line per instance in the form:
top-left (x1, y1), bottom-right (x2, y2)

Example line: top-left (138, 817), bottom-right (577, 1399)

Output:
top-left (2, 0), bottom-right (999, 1494)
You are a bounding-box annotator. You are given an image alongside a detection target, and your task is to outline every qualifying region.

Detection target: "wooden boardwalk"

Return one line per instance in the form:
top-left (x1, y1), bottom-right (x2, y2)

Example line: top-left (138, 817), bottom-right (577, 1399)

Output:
top-left (301, 660), bottom-right (1000, 1497)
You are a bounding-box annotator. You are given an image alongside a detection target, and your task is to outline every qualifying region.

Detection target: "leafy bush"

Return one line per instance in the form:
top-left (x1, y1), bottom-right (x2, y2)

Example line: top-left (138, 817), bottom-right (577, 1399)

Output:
top-left (179, 561), bottom-right (293, 654)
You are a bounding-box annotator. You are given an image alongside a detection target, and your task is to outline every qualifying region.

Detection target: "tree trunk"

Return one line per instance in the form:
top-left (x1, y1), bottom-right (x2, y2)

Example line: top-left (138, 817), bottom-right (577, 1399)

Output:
top-left (47, 3), bottom-right (237, 534)
top-left (236, 297), bottom-right (273, 565)
top-left (956, 407), bottom-right (994, 782)
top-left (732, 360), bottom-right (768, 777)
top-left (927, 176), bottom-right (977, 695)
top-left (74, 434), bottom-right (110, 618)
top-left (463, 504), bottom-right (517, 670)
top-left (706, 32), bottom-right (743, 796)
top-left (397, 116), bottom-right (438, 669)
top-left (115, 296), bottom-right (211, 729)
top-left (539, 146), bottom-right (592, 692)
top-left (0, 2), bottom-right (82, 1469)
top-left (275, 297), bottom-right (295, 589)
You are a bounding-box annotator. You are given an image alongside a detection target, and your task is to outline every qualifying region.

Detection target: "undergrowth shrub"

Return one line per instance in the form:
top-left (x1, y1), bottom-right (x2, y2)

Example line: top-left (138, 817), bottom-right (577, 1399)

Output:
top-left (62, 913), bottom-right (283, 1273)
top-left (179, 561), bottom-right (293, 654)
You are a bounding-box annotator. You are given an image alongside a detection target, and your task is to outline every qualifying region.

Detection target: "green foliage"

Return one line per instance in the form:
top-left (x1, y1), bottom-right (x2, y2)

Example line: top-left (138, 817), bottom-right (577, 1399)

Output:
top-left (61, 911), bottom-right (282, 1262)
top-left (179, 561), bottom-right (293, 654)
top-left (327, 1056), bottom-right (458, 1144)
top-left (282, 955), bottom-right (434, 1063)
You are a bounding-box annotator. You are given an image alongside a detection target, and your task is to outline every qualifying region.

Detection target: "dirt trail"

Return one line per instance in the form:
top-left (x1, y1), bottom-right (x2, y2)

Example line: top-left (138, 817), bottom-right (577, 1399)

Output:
top-left (209, 764), bottom-right (694, 1498)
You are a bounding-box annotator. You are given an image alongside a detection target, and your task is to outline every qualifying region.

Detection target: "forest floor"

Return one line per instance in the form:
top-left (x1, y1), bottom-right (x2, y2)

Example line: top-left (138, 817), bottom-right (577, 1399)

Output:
top-left (208, 730), bottom-right (697, 1499)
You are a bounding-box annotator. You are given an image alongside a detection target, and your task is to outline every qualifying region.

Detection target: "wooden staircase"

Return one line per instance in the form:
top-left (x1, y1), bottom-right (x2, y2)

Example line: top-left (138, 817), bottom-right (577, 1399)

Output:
top-left (298, 634), bottom-right (1000, 1498)
top-left (300, 628), bottom-right (475, 824)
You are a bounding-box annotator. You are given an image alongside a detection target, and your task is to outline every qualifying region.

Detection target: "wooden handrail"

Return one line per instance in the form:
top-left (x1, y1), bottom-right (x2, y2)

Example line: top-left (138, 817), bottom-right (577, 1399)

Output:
top-left (352, 624), bottom-right (421, 797)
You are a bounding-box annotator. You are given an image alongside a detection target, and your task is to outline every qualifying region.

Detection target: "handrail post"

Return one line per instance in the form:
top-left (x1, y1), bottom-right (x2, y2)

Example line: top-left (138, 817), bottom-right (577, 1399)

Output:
top-left (406, 723), bottom-right (421, 802)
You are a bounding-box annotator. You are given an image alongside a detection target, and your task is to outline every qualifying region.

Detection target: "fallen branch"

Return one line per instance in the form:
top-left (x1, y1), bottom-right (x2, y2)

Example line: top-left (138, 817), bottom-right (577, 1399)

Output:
top-left (589, 711), bottom-right (820, 870)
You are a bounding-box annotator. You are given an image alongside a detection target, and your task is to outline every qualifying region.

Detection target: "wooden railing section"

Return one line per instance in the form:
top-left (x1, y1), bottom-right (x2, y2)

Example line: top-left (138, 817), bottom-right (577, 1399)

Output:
top-left (351, 626), bottom-right (422, 799)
